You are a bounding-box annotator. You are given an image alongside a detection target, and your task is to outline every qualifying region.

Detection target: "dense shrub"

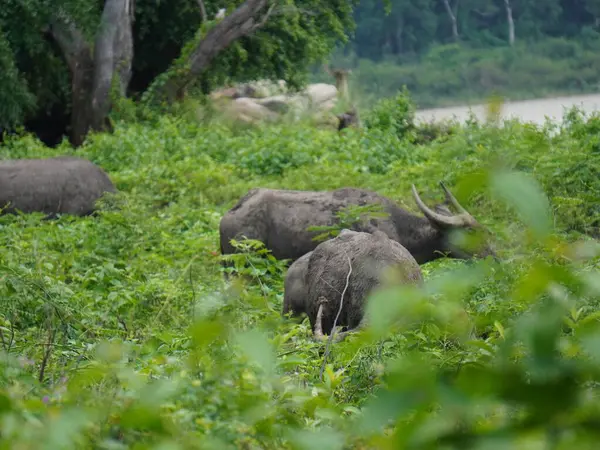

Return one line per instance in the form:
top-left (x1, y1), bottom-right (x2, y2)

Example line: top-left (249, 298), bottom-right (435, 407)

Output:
top-left (0, 100), bottom-right (599, 448)
top-left (363, 87), bottom-right (416, 137)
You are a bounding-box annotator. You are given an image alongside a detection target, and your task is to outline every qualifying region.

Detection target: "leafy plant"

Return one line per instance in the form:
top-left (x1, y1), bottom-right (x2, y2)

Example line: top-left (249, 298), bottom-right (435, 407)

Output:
top-left (364, 86), bottom-right (416, 138)
top-left (0, 91), bottom-right (598, 449)
top-left (220, 238), bottom-right (289, 294)
top-left (308, 203), bottom-right (390, 242)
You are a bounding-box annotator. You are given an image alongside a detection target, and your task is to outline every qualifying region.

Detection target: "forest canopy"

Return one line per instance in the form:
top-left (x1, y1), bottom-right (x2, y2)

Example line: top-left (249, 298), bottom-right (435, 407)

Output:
top-left (348, 0), bottom-right (600, 59)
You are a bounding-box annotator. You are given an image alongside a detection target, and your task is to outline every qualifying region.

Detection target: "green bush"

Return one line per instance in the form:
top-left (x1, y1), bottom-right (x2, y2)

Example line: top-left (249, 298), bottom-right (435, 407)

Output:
top-left (363, 87), bottom-right (416, 138)
top-left (0, 99), bottom-right (599, 448)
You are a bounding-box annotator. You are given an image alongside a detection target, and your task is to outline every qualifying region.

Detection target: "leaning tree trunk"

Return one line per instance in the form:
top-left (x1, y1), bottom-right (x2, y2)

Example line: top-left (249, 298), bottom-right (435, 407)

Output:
top-left (503, 0), bottom-right (515, 46)
top-left (160, 0), bottom-right (272, 102)
top-left (441, 0), bottom-right (459, 42)
top-left (49, 0), bottom-right (134, 147)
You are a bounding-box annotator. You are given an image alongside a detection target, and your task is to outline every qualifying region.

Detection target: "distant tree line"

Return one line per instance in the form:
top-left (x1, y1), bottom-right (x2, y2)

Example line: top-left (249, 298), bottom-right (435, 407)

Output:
top-left (347, 0), bottom-right (600, 60)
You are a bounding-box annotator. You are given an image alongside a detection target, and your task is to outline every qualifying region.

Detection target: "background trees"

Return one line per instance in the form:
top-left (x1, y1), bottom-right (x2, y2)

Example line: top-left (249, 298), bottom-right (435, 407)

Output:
top-left (1, 0), bottom-right (599, 146)
top-left (0, 0), bottom-right (357, 145)
top-left (347, 0), bottom-right (595, 59)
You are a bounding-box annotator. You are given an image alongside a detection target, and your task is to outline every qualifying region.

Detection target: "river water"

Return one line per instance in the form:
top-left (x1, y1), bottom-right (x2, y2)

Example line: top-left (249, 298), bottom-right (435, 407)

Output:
top-left (415, 92), bottom-right (600, 125)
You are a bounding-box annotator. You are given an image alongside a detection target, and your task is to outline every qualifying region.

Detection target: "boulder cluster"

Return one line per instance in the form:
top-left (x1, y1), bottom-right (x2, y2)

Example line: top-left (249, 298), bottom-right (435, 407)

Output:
top-left (209, 79), bottom-right (341, 125)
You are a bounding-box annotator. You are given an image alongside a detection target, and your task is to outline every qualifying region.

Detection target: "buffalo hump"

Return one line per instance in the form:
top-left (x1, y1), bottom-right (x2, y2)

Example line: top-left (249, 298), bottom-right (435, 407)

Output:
top-left (0, 156), bottom-right (116, 216)
top-left (284, 229), bottom-right (424, 336)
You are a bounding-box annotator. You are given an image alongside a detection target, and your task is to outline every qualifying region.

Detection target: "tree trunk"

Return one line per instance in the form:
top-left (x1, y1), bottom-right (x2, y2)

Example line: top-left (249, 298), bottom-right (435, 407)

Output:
top-left (49, 0), bottom-right (135, 147)
top-left (390, 15), bottom-right (404, 55)
top-left (503, 0), bottom-right (515, 46)
top-left (396, 15), bottom-right (404, 54)
top-left (161, 0), bottom-right (272, 102)
top-left (91, 0), bottom-right (135, 131)
top-left (334, 70), bottom-right (351, 103)
top-left (441, 0), bottom-right (459, 41)
top-left (49, 21), bottom-right (96, 147)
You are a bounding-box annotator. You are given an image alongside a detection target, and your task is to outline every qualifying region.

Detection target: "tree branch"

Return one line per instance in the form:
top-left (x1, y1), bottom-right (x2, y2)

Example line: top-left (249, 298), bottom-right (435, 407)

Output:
top-left (250, 3), bottom-right (275, 31)
top-left (160, 0), bottom-right (272, 101)
top-left (188, 0), bottom-right (270, 76)
top-left (197, 0), bottom-right (207, 22)
top-left (48, 15), bottom-right (91, 73)
top-left (503, 0), bottom-right (515, 46)
top-left (441, 0), bottom-right (459, 41)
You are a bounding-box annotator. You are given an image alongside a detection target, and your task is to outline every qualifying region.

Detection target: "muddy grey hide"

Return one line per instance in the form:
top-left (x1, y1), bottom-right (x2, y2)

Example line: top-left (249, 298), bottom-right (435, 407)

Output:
top-left (283, 229), bottom-right (424, 339)
top-left (219, 183), bottom-right (496, 265)
top-left (0, 156), bottom-right (116, 217)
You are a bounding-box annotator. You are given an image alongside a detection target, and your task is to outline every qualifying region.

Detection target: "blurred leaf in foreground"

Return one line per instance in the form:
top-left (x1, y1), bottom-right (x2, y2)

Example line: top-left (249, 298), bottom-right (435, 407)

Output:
top-left (489, 170), bottom-right (553, 239)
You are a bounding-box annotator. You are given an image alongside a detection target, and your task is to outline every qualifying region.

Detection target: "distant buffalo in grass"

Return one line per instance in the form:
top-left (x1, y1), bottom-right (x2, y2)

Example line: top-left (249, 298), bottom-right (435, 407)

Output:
top-left (0, 156), bottom-right (116, 218)
top-left (337, 108), bottom-right (360, 131)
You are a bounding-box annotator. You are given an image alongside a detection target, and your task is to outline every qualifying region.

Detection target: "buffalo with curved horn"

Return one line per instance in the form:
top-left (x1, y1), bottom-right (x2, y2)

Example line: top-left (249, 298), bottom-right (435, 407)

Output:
top-left (220, 182), bottom-right (496, 266)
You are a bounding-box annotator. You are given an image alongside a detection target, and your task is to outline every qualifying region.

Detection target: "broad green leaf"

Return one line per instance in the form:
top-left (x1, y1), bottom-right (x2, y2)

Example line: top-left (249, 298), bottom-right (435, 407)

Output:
top-left (0, 392), bottom-right (12, 413)
top-left (489, 171), bottom-right (552, 238)
top-left (288, 427), bottom-right (344, 450)
top-left (234, 329), bottom-right (276, 376)
top-left (43, 408), bottom-right (92, 450)
top-left (364, 285), bottom-right (426, 338)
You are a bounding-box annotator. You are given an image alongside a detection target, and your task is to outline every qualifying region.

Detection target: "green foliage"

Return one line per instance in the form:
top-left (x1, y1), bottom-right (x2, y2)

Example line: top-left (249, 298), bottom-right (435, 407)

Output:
top-left (308, 204), bottom-right (389, 242)
top-left (0, 0), bottom-right (95, 128)
top-left (348, 0), bottom-right (596, 60)
top-left (0, 95), bottom-right (599, 448)
top-left (220, 238), bottom-right (289, 293)
top-left (0, 24), bottom-right (36, 128)
top-left (363, 87), bottom-right (416, 138)
top-left (4, 0), bottom-right (600, 139)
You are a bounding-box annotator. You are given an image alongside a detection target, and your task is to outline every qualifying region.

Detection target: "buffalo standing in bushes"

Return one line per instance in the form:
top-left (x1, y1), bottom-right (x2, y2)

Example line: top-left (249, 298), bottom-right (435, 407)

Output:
top-left (337, 108), bottom-right (360, 131)
top-left (0, 156), bottom-right (116, 217)
top-left (283, 229), bottom-right (424, 339)
top-left (220, 183), bottom-right (496, 265)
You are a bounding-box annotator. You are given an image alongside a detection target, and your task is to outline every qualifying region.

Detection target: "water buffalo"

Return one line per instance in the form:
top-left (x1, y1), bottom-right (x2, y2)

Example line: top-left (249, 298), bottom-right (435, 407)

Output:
top-left (219, 183), bottom-right (496, 266)
top-left (0, 156), bottom-right (116, 217)
top-left (283, 229), bottom-right (424, 339)
top-left (337, 108), bottom-right (360, 131)
top-left (282, 251), bottom-right (312, 318)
